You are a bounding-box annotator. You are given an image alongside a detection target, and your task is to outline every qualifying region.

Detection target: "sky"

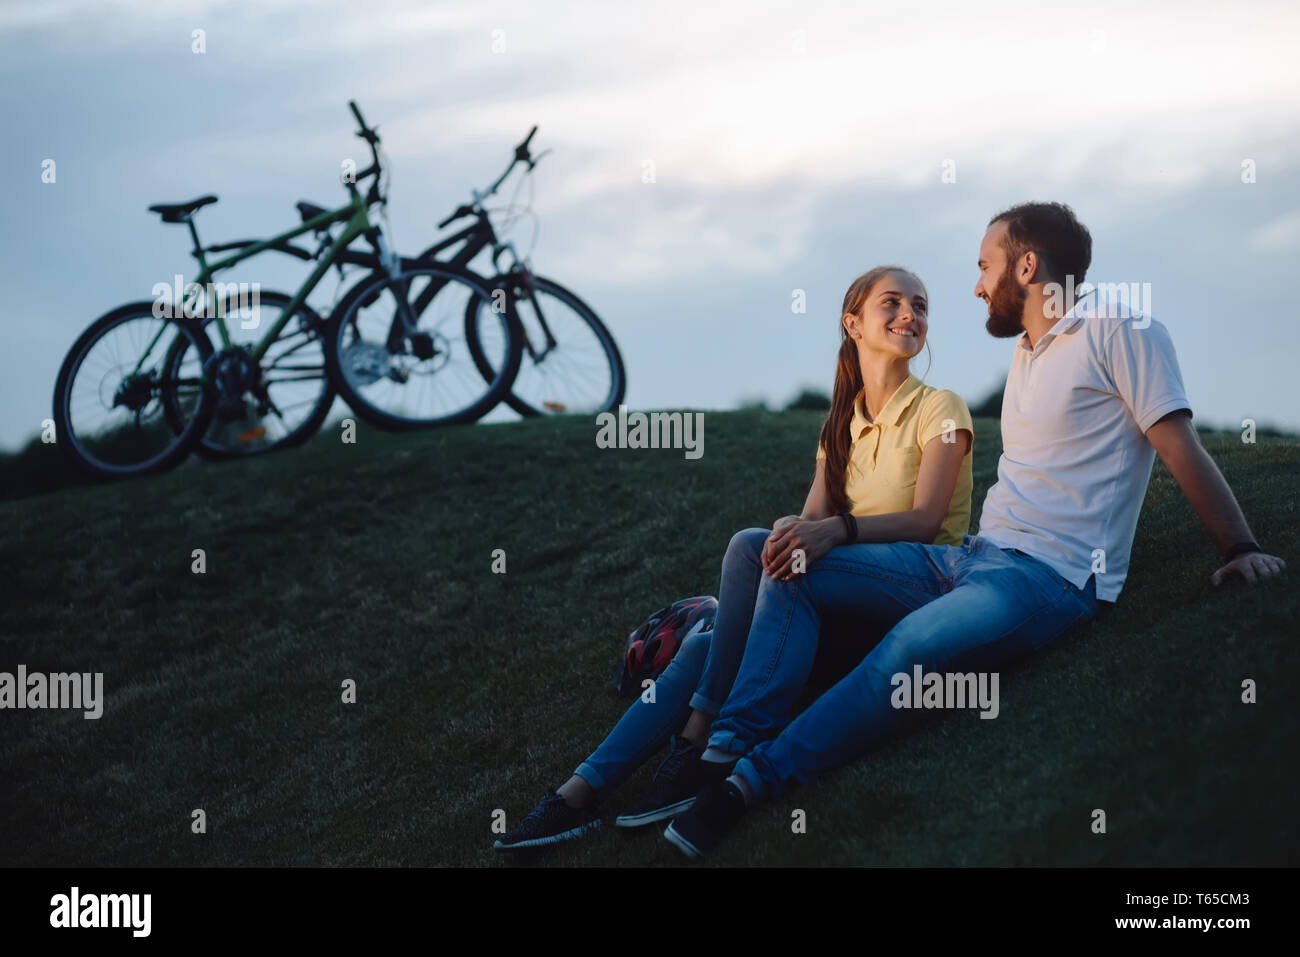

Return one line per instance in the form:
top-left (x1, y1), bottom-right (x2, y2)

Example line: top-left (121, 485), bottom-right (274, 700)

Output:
top-left (3, 0), bottom-right (1300, 455)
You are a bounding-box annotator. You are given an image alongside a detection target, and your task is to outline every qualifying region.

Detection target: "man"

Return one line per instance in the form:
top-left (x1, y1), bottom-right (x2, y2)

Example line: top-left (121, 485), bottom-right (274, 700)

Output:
top-left (663, 201), bottom-right (1287, 859)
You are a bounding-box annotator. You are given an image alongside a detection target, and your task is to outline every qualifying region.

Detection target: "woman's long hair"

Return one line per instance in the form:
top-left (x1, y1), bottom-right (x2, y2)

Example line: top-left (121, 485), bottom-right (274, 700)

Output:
top-left (817, 265), bottom-right (928, 514)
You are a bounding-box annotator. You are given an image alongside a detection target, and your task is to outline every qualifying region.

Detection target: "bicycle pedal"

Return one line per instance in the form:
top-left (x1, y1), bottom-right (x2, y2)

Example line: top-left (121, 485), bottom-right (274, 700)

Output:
top-left (238, 426), bottom-right (268, 443)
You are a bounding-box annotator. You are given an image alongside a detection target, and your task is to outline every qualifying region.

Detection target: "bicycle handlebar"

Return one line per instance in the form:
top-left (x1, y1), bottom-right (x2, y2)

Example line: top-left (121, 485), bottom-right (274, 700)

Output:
top-left (515, 125), bottom-right (538, 162)
top-left (345, 100), bottom-right (384, 202)
top-left (349, 100), bottom-right (380, 142)
top-left (433, 125), bottom-right (544, 231)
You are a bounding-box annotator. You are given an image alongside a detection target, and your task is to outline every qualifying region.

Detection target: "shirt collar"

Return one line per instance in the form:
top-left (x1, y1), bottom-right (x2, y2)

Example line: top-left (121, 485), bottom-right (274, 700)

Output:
top-left (849, 373), bottom-right (925, 437)
top-left (1016, 289), bottom-right (1092, 353)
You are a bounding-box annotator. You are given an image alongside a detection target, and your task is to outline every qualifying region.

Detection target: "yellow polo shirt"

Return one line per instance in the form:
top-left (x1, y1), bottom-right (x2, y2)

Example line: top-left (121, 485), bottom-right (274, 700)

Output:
top-left (816, 374), bottom-right (973, 546)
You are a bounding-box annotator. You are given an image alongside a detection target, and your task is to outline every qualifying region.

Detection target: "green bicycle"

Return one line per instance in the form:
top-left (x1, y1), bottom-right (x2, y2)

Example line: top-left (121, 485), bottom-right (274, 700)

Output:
top-left (242, 124), bottom-right (627, 426)
top-left (53, 102), bottom-right (522, 478)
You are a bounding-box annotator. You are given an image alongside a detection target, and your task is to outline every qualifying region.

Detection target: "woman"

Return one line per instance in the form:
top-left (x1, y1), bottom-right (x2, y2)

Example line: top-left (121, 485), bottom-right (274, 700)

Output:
top-left (495, 265), bottom-right (974, 850)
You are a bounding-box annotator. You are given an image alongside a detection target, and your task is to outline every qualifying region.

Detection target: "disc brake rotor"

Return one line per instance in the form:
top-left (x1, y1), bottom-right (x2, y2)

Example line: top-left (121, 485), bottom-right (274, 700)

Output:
top-left (343, 341), bottom-right (390, 386)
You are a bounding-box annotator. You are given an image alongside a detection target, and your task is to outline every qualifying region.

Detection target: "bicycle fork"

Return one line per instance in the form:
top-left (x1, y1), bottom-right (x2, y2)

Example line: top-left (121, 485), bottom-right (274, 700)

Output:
top-left (367, 228), bottom-right (438, 361)
top-left (507, 266), bottom-right (557, 363)
top-left (492, 241), bottom-right (557, 364)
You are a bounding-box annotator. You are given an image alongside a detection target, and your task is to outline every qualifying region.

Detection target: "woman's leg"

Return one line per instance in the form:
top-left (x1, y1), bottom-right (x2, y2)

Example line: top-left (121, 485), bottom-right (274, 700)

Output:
top-left (496, 634), bottom-right (713, 850)
top-left (565, 628), bottom-right (713, 804)
top-left (570, 526), bottom-right (775, 817)
top-left (679, 527), bottom-right (773, 739)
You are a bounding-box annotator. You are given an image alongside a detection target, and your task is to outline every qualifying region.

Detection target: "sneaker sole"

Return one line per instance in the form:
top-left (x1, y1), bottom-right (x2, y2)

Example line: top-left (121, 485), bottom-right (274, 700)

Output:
top-left (662, 821), bottom-right (703, 859)
top-left (493, 819), bottom-right (600, 851)
top-left (614, 797), bottom-right (696, 828)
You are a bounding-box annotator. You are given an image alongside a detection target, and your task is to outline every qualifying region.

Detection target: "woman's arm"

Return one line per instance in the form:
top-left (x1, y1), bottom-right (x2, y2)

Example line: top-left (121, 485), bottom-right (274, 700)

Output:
top-left (800, 458), bottom-right (834, 521)
top-left (763, 430), bottom-right (972, 579)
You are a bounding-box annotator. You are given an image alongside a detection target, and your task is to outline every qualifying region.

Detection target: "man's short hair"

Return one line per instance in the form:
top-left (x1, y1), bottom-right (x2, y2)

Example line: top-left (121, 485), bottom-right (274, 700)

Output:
top-left (989, 202), bottom-right (1092, 286)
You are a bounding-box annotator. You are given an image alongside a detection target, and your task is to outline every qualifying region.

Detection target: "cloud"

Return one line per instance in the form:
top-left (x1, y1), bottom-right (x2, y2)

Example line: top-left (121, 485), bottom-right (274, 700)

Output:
top-left (1249, 209), bottom-right (1300, 250)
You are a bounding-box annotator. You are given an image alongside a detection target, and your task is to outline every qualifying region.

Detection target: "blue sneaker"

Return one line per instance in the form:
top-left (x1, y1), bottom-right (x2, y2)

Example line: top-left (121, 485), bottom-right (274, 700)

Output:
top-left (616, 735), bottom-right (733, 828)
top-left (663, 778), bottom-right (747, 860)
top-left (493, 791), bottom-right (600, 851)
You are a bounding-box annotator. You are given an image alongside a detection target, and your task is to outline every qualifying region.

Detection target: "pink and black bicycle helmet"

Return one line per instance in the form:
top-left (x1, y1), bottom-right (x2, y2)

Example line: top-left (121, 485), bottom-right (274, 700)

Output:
top-left (613, 595), bottom-right (718, 696)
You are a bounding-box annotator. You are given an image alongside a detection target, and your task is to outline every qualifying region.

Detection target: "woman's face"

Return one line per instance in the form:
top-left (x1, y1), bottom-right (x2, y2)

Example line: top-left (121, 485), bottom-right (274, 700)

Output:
top-left (844, 271), bottom-right (928, 360)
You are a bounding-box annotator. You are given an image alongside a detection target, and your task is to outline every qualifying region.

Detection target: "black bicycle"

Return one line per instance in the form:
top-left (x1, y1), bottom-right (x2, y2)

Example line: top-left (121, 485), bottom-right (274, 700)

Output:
top-left (419, 126), bottom-right (626, 418)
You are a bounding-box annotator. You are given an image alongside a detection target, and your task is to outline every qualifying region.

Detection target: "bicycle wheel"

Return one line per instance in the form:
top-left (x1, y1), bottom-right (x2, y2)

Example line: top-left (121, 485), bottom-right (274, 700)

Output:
top-left (465, 275), bottom-right (625, 416)
top-left (53, 302), bottom-right (215, 479)
top-left (162, 290), bottom-right (336, 460)
top-left (323, 264), bottom-right (522, 430)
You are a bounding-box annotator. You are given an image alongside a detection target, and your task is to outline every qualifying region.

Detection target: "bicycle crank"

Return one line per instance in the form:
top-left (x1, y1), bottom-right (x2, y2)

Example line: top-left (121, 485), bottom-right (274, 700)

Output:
top-left (205, 346), bottom-right (261, 423)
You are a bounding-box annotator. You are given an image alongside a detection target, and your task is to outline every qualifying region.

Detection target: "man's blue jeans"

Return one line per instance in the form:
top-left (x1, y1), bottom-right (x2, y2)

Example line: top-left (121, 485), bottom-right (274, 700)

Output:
top-left (707, 534), bottom-right (1100, 801)
top-left (574, 528), bottom-right (775, 796)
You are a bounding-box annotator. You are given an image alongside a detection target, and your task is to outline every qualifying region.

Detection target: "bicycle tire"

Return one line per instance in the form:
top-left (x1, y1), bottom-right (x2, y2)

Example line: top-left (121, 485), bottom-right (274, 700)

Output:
top-left (52, 302), bottom-right (215, 479)
top-left (464, 274), bottom-right (625, 416)
top-left (323, 264), bottom-right (523, 431)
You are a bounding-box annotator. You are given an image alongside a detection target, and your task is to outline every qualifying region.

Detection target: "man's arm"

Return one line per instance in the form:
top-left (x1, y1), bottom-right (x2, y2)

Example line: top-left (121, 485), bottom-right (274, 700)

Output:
top-left (1144, 409), bottom-right (1287, 585)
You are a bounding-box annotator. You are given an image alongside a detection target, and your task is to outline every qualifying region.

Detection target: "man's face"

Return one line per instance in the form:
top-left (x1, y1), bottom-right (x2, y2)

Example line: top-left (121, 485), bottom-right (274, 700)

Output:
top-left (975, 221), bottom-right (1027, 339)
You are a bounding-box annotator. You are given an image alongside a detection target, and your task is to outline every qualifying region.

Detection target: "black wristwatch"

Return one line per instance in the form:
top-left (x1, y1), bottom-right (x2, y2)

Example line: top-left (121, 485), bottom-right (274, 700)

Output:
top-left (837, 511), bottom-right (858, 545)
top-left (1223, 541), bottom-right (1263, 562)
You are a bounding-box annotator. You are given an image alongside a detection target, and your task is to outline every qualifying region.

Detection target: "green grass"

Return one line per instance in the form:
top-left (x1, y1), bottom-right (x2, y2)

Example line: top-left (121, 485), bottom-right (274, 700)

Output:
top-left (1, 412), bottom-right (1296, 867)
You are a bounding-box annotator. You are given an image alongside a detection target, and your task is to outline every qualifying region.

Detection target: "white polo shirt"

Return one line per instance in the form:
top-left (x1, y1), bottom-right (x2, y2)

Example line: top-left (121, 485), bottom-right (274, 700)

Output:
top-left (976, 289), bottom-right (1191, 602)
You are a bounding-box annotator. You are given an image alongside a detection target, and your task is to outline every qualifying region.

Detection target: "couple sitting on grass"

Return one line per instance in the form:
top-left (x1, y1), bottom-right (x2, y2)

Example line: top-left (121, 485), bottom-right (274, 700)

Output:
top-left (495, 201), bottom-right (1286, 860)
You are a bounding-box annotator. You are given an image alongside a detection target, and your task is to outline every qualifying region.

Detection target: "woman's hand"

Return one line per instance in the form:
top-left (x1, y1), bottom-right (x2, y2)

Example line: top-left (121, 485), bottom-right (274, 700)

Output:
top-left (762, 518), bottom-right (847, 580)
top-left (761, 515), bottom-right (802, 569)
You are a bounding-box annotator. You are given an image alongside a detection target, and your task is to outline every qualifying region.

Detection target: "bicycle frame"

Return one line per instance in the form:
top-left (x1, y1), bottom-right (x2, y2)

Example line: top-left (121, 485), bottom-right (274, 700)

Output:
top-left (416, 214), bottom-right (558, 362)
top-left (133, 191), bottom-right (376, 377)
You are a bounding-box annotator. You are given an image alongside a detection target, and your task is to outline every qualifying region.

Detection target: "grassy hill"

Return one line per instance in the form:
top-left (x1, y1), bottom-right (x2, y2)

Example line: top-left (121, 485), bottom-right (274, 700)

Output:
top-left (1, 411), bottom-right (1295, 867)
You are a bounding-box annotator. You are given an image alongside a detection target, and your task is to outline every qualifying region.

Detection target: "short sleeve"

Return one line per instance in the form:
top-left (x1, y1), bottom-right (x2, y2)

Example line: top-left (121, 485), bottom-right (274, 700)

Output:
top-left (918, 390), bottom-right (974, 453)
top-left (1102, 318), bottom-right (1192, 432)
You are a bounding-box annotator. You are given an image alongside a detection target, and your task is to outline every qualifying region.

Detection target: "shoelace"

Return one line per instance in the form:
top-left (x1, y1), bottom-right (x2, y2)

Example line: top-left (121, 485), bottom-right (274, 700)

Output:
top-left (651, 738), bottom-right (695, 784)
top-left (521, 793), bottom-right (566, 826)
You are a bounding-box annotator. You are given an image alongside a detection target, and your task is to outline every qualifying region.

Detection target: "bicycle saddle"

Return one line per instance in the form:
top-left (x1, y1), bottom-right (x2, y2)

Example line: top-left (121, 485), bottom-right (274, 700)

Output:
top-left (148, 195), bottom-right (218, 223)
top-left (296, 201), bottom-right (329, 223)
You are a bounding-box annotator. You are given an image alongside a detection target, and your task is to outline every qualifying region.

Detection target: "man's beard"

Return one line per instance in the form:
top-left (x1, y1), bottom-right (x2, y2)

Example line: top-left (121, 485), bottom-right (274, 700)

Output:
top-left (984, 269), bottom-right (1027, 338)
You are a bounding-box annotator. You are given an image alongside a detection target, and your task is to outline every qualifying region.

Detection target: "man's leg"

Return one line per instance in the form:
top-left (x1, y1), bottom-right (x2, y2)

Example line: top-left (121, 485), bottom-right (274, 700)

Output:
top-left (733, 541), bottom-right (1100, 802)
top-left (705, 538), bottom-right (959, 759)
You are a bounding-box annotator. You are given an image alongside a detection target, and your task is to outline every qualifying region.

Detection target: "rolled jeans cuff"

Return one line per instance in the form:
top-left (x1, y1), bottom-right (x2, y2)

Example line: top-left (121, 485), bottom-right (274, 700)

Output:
top-left (572, 761), bottom-right (607, 793)
top-left (732, 756), bottom-right (768, 804)
top-left (704, 728), bottom-right (750, 756)
top-left (688, 691), bottom-right (722, 716)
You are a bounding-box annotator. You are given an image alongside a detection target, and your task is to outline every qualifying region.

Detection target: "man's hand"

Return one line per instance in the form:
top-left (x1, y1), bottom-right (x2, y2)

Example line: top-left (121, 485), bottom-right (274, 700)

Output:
top-left (1210, 551), bottom-right (1287, 586)
top-left (762, 518), bottom-right (846, 581)
top-left (1145, 412), bottom-right (1287, 590)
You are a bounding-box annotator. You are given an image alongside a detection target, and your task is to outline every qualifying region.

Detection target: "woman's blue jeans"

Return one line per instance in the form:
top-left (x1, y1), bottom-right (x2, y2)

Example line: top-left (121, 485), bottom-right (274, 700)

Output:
top-left (574, 527), bottom-right (775, 796)
top-left (574, 527), bottom-right (881, 797)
